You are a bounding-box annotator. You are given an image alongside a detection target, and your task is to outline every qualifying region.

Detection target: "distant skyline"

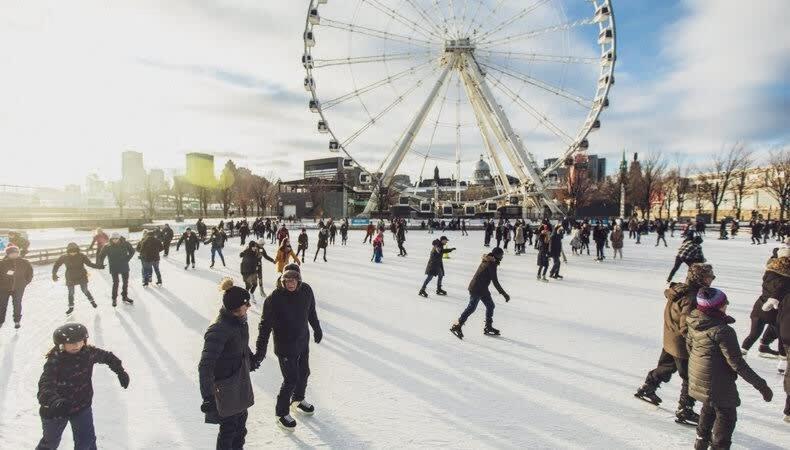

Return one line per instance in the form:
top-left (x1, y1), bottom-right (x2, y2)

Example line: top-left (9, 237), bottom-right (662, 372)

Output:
top-left (1, 1), bottom-right (788, 188)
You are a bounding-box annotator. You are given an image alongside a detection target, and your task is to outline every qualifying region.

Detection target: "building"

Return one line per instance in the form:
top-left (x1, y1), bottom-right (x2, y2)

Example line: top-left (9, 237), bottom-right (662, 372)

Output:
top-left (472, 155), bottom-right (494, 186)
top-left (304, 157), bottom-right (367, 189)
top-left (121, 151), bottom-right (146, 193)
top-left (186, 153), bottom-right (215, 188)
top-left (148, 169), bottom-right (166, 191)
top-left (543, 154), bottom-right (606, 183)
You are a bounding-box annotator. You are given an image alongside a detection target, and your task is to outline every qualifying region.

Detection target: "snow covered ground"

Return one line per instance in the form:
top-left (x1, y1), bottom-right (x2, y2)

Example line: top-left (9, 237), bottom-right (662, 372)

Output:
top-left (1, 229), bottom-right (788, 449)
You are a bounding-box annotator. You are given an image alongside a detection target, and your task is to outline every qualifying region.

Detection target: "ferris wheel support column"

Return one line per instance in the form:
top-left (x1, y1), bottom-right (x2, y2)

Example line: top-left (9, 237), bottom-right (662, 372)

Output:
top-left (362, 53), bottom-right (458, 216)
top-left (463, 53), bottom-right (564, 216)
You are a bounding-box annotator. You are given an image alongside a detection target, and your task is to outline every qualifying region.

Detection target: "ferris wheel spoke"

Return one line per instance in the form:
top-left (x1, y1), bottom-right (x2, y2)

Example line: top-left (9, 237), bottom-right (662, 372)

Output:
top-left (340, 66), bottom-right (441, 148)
top-left (467, 0), bottom-right (507, 36)
top-left (313, 51), bottom-right (435, 69)
top-left (474, 0), bottom-right (552, 43)
top-left (322, 18), bottom-right (439, 48)
top-left (460, 0), bottom-right (488, 37)
top-left (488, 76), bottom-right (575, 146)
top-left (322, 57), bottom-right (438, 110)
top-left (476, 49), bottom-right (599, 65)
top-left (412, 71), bottom-right (454, 195)
top-left (402, 0), bottom-right (448, 40)
top-left (363, 0), bottom-right (444, 42)
top-left (476, 17), bottom-right (597, 48)
top-left (480, 61), bottom-right (593, 109)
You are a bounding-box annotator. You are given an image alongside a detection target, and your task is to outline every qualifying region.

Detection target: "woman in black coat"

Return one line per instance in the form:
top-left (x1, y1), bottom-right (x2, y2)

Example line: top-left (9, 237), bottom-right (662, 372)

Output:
top-left (418, 237), bottom-right (455, 297)
top-left (52, 243), bottom-right (103, 314)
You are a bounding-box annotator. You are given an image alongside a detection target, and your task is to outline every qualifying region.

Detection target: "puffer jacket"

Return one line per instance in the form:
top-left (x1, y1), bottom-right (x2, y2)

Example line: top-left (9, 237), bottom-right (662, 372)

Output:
top-left (662, 282), bottom-right (700, 359)
top-left (686, 309), bottom-right (767, 407)
top-left (52, 251), bottom-right (101, 286)
top-left (198, 308), bottom-right (253, 401)
top-left (610, 230), bottom-right (624, 249)
top-left (779, 291), bottom-right (790, 395)
top-left (468, 254), bottom-right (506, 297)
top-left (750, 257), bottom-right (789, 321)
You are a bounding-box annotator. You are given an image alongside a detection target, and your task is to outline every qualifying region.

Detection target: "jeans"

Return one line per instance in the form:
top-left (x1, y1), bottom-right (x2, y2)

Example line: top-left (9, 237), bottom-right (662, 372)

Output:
top-left (421, 274), bottom-right (443, 291)
top-left (217, 410), bottom-right (247, 450)
top-left (211, 248), bottom-right (226, 266)
top-left (36, 407), bottom-right (96, 450)
top-left (549, 255), bottom-right (561, 276)
top-left (0, 288), bottom-right (24, 324)
top-left (595, 242), bottom-right (605, 259)
top-left (645, 350), bottom-right (691, 406)
top-left (162, 240), bottom-right (171, 256)
top-left (656, 235), bottom-right (667, 246)
top-left (110, 271), bottom-right (129, 299)
top-left (397, 240), bottom-right (406, 256)
top-left (185, 249), bottom-right (196, 267)
top-left (141, 260), bottom-right (161, 284)
top-left (67, 283), bottom-right (93, 306)
top-left (276, 350), bottom-right (311, 417)
top-left (459, 293), bottom-right (495, 325)
top-left (695, 402), bottom-right (736, 449)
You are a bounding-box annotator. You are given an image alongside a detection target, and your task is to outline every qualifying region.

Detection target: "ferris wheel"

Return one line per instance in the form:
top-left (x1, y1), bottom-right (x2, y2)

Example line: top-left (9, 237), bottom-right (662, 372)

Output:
top-left (303, 0), bottom-right (616, 216)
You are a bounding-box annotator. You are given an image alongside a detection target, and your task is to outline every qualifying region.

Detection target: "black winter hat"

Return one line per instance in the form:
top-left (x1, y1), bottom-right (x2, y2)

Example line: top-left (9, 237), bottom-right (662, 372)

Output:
top-left (439, 235), bottom-right (449, 242)
top-left (491, 247), bottom-right (504, 258)
top-left (53, 323), bottom-right (89, 345)
top-left (223, 286), bottom-right (251, 311)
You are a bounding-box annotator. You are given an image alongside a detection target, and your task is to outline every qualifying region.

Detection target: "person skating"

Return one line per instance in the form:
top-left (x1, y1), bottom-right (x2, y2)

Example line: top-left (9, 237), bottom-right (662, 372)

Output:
top-left (254, 239), bottom-right (276, 298)
top-left (635, 263), bottom-right (716, 425)
top-left (536, 228), bottom-right (550, 281)
top-left (137, 230), bottom-right (164, 287)
top-left (363, 223), bottom-right (375, 244)
top-left (161, 223), bottom-right (174, 257)
top-left (196, 218), bottom-right (208, 240)
top-left (514, 223), bottom-right (525, 255)
top-left (240, 241), bottom-right (274, 303)
top-left (751, 220), bottom-right (764, 245)
top-left (274, 239), bottom-right (301, 273)
top-left (483, 220), bottom-right (493, 247)
top-left (205, 227), bottom-right (227, 268)
top-left (667, 235), bottom-right (706, 283)
top-left (176, 227), bottom-right (200, 270)
top-left (328, 221), bottom-right (337, 246)
top-left (296, 228), bottom-right (308, 261)
top-left (97, 233), bottom-right (135, 306)
top-left (450, 247), bottom-right (510, 339)
top-left (461, 219), bottom-right (468, 236)
top-left (396, 221), bottom-right (407, 257)
top-left (418, 237), bottom-right (455, 298)
top-left (611, 225), bottom-right (624, 259)
top-left (741, 247), bottom-right (789, 358)
top-left (495, 222), bottom-right (503, 248)
top-left (656, 219), bottom-right (668, 247)
top-left (254, 265), bottom-right (322, 431)
top-left (371, 231), bottom-right (384, 263)
top-left (593, 223), bottom-right (608, 261)
top-left (548, 224), bottom-right (564, 279)
top-left (277, 224), bottom-right (290, 246)
top-left (239, 220), bottom-right (250, 246)
top-left (314, 227), bottom-right (329, 262)
top-left (87, 228), bottom-right (109, 264)
top-left (198, 279), bottom-right (257, 449)
top-left (0, 245), bottom-right (33, 329)
top-left (340, 221), bottom-right (349, 246)
top-left (37, 323), bottom-right (129, 450)
top-left (686, 287), bottom-right (773, 449)
top-left (52, 243), bottom-right (104, 315)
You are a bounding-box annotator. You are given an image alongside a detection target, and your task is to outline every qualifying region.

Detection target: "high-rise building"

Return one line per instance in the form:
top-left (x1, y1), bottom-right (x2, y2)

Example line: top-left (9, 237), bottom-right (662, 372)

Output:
top-left (186, 153), bottom-right (215, 187)
top-left (148, 169), bottom-right (166, 190)
top-left (122, 151), bottom-right (145, 193)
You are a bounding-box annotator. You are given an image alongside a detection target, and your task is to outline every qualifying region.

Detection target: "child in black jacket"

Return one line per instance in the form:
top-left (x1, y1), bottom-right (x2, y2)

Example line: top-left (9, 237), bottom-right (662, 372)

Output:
top-left (37, 323), bottom-right (129, 450)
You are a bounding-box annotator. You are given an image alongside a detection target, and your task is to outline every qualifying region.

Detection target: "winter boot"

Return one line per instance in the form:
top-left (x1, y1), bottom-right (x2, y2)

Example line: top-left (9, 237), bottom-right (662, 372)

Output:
top-left (291, 400), bottom-right (315, 416)
top-left (418, 289), bottom-right (428, 298)
top-left (436, 288), bottom-right (447, 296)
top-left (450, 323), bottom-right (464, 340)
top-left (634, 383), bottom-right (662, 405)
top-left (277, 414), bottom-right (297, 431)
top-left (758, 344), bottom-right (780, 359)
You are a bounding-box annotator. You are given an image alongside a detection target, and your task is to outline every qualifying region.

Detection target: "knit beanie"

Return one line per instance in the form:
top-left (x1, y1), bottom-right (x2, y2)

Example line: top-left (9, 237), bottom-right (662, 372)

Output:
top-left (219, 278), bottom-right (250, 311)
top-left (686, 263), bottom-right (714, 286)
top-left (696, 287), bottom-right (728, 313)
top-left (4, 245), bottom-right (19, 256)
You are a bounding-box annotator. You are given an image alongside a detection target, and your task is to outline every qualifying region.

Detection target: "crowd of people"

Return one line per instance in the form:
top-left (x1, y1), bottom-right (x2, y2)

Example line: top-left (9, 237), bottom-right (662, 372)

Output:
top-left (1, 213), bottom-right (788, 449)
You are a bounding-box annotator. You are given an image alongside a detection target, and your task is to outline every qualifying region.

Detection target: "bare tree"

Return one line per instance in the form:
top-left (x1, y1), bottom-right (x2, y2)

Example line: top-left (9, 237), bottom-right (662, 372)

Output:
top-left (661, 169), bottom-right (677, 219)
top-left (562, 163), bottom-right (593, 216)
top-left (729, 151), bottom-right (755, 221)
top-left (111, 181), bottom-right (127, 217)
top-left (696, 142), bottom-right (752, 222)
top-left (172, 176), bottom-right (188, 216)
top-left (216, 160), bottom-right (237, 218)
top-left (195, 186), bottom-right (211, 217)
top-left (142, 174), bottom-right (162, 219)
top-left (764, 146), bottom-right (790, 221)
top-left (638, 152), bottom-right (666, 219)
top-left (233, 166), bottom-right (254, 217)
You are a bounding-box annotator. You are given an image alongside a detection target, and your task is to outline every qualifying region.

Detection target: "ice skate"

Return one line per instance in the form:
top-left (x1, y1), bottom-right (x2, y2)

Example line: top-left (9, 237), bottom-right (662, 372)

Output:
top-left (675, 406), bottom-right (699, 426)
top-left (122, 297), bottom-right (134, 305)
top-left (65, 306), bottom-right (74, 315)
top-left (634, 384), bottom-right (662, 405)
top-left (14, 322), bottom-right (20, 329)
top-left (418, 289), bottom-right (428, 298)
top-left (778, 359), bottom-right (787, 374)
top-left (483, 325), bottom-right (500, 336)
top-left (541, 275), bottom-right (549, 282)
top-left (758, 344), bottom-right (780, 359)
top-left (450, 323), bottom-right (463, 340)
top-left (89, 300), bottom-right (98, 308)
top-left (436, 288), bottom-right (447, 296)
top-left (291, 400), bottom-right (315, 416)
top-left (277, 414), bottom-right (297, 432)
top-left (112, 298), bottom-right (117, 307)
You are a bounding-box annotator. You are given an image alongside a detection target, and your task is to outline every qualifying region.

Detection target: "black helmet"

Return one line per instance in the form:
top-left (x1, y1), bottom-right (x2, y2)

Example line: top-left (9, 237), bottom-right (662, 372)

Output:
top-left (53, 323), bottom-right (89, 345)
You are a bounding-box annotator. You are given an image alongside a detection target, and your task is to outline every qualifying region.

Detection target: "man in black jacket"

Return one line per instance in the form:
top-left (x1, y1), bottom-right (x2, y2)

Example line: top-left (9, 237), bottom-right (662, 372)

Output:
top-left (450, 247), bottom-right (510, 339)
top-left (418, 237), bottom-right (455, 298)
top-left (176, 228), bottom-right (200, 270)
top-left (98, 233), bottom-right (135, 306)
top-left (0, 245), bottom-right (33, 328)
top-left (137, 231), bottom-right (163, 287)
top-left (199, 282), bottom-right (256, 450)
top-left (255, 265), bottom-right (322, 431)
top-left (161, 224), bottom-right (174, 257)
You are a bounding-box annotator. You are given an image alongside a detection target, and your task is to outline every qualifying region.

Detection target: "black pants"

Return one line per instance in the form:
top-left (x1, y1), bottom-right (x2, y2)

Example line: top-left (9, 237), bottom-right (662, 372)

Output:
top-left (595, 242), bottom-right (605, 259)
top-left (645, 350), bottom-right (691, 405)
top-left (341, 234), bottom-right (347, 245)
top-left (397, 240), bottom-right (406, 256)
top-left (276, 350), bottom-right (311, 417)
top-left (314, 247), bottom-right (326, 261)
top-left (163, 240), bottom-right (172, 256)
top-left (0, 289), bottom-right (24, 325)
top-left (656, 235), bottom-right (667, 246)
top-left (537, 264), bottom-right (548, 277)
top-left (297, 246), bottom-right (307, 261)
top-left (549, 255), bottom-right (561, 276)
top-left (695, 402), bottom-right (736, 450)
top-left (667, 257), bottom-right (689, 282)
top-left (217, 410), bottom-right (247, 450)
top-left (243, 273), bottom-right (258, 295)
top-left (741, 317), bottom-right (784, 353)
top-left (110, 271), bottom-right (129, 300)
top-left (496, 238), bottom-right (502, 248)
top-left (186, 249), bottom-right (196, 266)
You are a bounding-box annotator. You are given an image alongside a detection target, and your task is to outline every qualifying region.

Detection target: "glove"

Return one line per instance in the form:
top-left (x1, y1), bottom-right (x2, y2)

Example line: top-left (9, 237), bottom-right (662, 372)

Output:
top-left (314, 328), bottom-right (323, 344)
top-left (249, 354), bottom-right (261, 372)
top-left (52, 274), bottom-right (59, 282)
top-left (762, 298), bottom-right (780, 312)
top-left (757, 384), bottom-right (773, 402)
top-left (117, 370), bottom-right (130, 389)
top-left (200, 398), bottom-right (216, 414)
top-left (49, 398), bottom-right (70, 417)
top-left (503, 293), bottom-right (511, 302)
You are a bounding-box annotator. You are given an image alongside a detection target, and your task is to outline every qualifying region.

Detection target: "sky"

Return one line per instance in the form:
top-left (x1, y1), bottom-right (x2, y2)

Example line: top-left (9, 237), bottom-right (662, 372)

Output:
top-left (0, 0), bottom-right (788, 189)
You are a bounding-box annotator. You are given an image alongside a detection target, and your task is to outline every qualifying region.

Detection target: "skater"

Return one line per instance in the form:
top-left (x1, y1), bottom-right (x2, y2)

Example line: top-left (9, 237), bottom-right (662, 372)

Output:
top-left (240, 241), bottom-right (274, 303)
top-left (199, 280), bottom-right (257, 449)
top-left (196, 218), bottom-right (208, 240)
top-left (363, 223), bottom-right (375, 244)
top-left (548, 224), bottom-right (564, 279)
top-left (254, 264), bottom-right (322, 431)
top-left (593, 223), bottom-right (607, 261)
top-left (340, 221), bottom-right (349, 245)
top-left (656, 219), bottom-right (668, 247)
top-left (0, 245), bottom-right (33, 329)
top-left (611, 225), bottom-right (624, 259)
top-left (205, 228), bottom-right (227, 268)
top-left (274, 239), bottom-right (301, 274)
top-left (483, 220), bottom-right (493, 247)
top-left (328, 221), bottom-right (337, 245)
top-left (687, 287), bottom-right (773, 449)
top-left (450, 247), bottom-right (510, 339)
top-left (52, 243), bottom-right (103, 315)
top-left (37, 323), bottom-right (129, 450)
top-left (514, 223), bottom-right (525, 255)
top-left (751, 220), bottom-right (764, 245)
top-left (461, 219), bottom-right (468, 236)
top-left (495, 222), bottom-right (503, 248)
top-left (536, 227), bottom-right (550, 281)
top-left (87, 228), bottom-right (109, 264)
top-left (741, 246), bottom-right (789, 357)
top-left (418, 237), bottom-right (455, 298)
top-left (635, 263), bottom-right (716, 425)
top-left (137, 230), bottom-right (163, 287)
top-left (313, 227), bottom-right (329, 262)
top-left (277, 224), bottom-right (290, 246)
top-left (239, 220), bottom-right (250, 246)
top-left (161, 224), bottom-right (174, 257)
top-left (371, 231), bottom-right (384, 263)
top-left (396, 221), bottom-right (407, 257)
top-left (502, 223), bottom-right (511, 251)
top-left (176, 227), bottom-right (200, 270)
top-left (296, 228), bottom-right (308, 261)
top-left (667, 236), bottom-right (706, 283)
top-left (97, 233), bottom-right (135, 306)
